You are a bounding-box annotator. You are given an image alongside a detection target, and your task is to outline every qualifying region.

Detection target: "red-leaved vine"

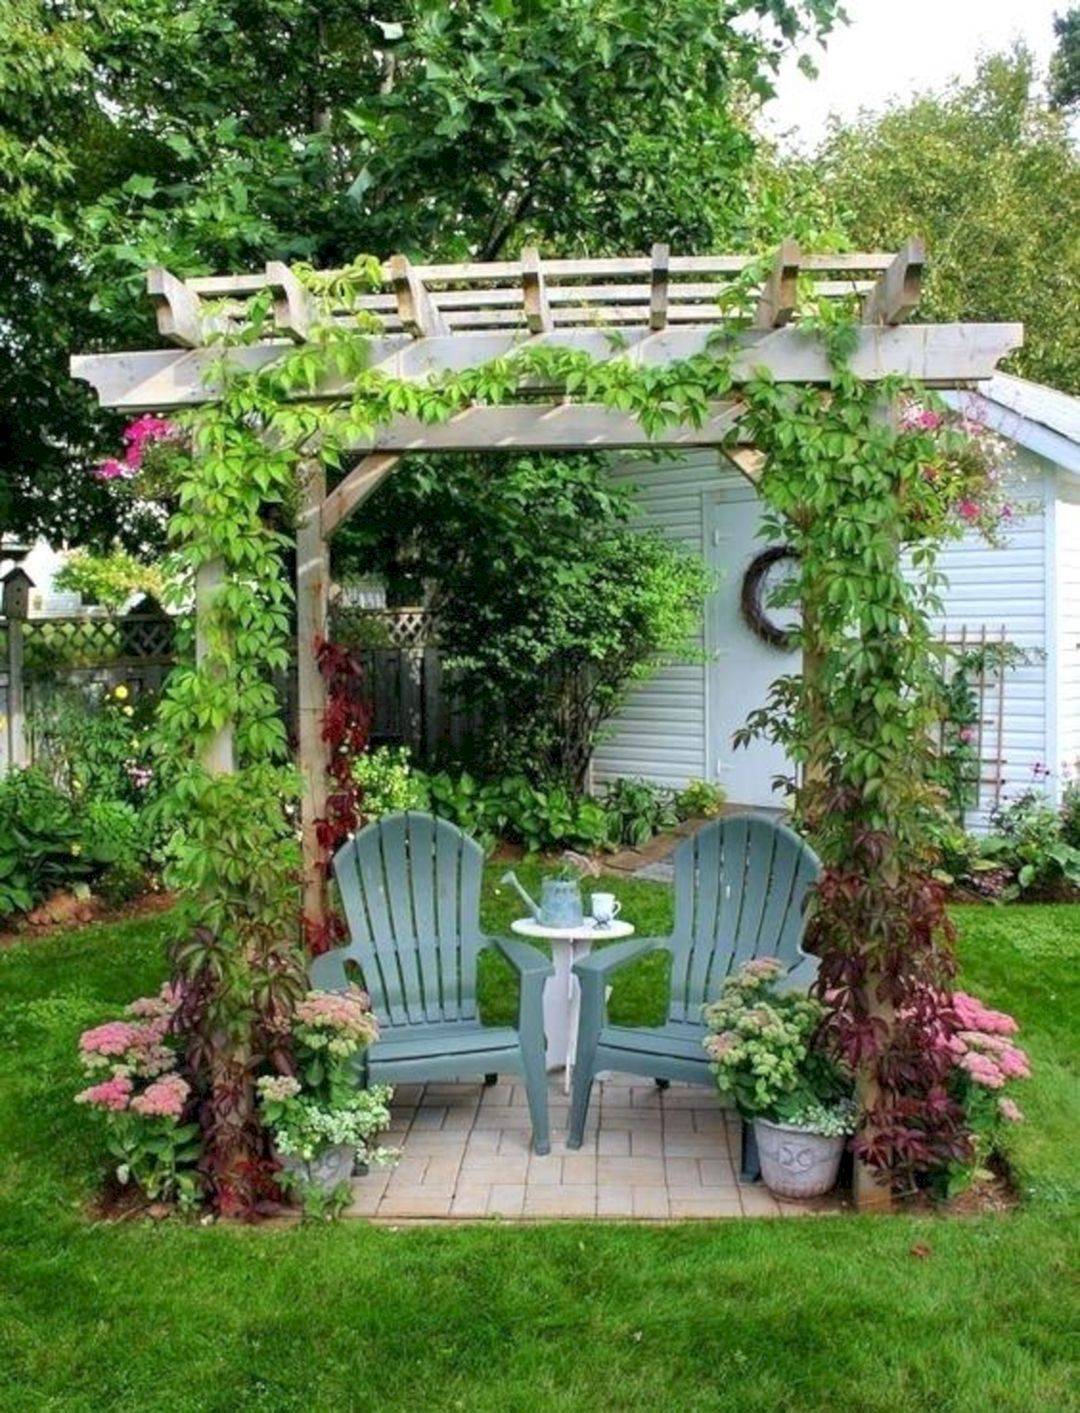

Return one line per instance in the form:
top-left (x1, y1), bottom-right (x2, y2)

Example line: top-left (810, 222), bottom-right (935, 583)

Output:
top-left (303, 637), bottom-right (371, 956)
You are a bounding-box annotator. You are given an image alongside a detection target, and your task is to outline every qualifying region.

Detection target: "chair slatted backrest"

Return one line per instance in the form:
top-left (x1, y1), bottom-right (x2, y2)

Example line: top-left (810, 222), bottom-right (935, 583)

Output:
top-left (332, 812), bottom-right (485, 1029)
top-left (667, 815), bottom-right (820, 1024)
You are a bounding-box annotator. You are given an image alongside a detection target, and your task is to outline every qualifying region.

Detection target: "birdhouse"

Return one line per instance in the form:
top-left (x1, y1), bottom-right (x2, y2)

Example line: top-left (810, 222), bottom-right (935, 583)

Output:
top-left (2, 567), bottom-right (34, 619)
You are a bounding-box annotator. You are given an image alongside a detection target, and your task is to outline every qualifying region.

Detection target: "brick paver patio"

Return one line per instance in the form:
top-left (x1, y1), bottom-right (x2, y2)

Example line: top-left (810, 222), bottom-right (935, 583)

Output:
top-left (347, 1075), bottom-right (842, 1221)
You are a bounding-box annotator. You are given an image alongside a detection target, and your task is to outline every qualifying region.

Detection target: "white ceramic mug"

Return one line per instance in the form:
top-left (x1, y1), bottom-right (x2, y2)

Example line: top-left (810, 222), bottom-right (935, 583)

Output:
top-left (591, 892), bottom-right (621, 925)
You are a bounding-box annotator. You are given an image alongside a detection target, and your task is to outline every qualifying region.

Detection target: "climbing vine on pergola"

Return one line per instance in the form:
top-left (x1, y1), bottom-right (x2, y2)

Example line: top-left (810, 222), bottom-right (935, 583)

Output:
top-left (73, 240), bottom-right (1021, 1211)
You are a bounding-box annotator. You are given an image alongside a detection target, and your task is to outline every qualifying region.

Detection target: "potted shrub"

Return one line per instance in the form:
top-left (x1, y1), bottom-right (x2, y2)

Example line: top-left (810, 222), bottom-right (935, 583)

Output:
top-left (703, 958), bottom-right (854, 1199)
top-left (257, 985), bottom-right (394, 1212)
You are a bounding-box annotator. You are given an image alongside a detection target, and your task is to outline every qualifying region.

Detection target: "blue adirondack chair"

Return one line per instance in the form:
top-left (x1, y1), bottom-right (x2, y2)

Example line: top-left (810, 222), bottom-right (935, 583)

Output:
top-left (567, 815), bottom-right (821, 1172)
top-left (309, 812), bottom-right (555, 1154)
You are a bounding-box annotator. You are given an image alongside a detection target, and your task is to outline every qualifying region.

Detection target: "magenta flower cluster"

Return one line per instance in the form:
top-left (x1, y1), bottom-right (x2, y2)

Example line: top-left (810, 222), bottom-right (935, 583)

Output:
top-left (94, 415), bottom-right (175, 481)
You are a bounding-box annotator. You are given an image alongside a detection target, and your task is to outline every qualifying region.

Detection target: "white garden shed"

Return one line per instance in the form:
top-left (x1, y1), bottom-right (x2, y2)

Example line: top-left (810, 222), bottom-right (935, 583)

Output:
top-left (594, 374), bottom-right (1080, 830)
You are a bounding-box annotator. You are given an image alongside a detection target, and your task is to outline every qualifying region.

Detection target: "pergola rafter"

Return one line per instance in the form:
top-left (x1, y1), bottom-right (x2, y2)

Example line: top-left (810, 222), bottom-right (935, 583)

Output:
top-left (69, 241), bottom-right (1023, 926)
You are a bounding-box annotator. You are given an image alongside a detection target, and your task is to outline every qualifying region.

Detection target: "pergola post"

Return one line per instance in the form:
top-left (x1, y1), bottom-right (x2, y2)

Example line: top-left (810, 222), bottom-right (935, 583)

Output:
top-left (194, 559), bottom-right (234, 774)
top-left (296, 460), bottom-right (330, 927)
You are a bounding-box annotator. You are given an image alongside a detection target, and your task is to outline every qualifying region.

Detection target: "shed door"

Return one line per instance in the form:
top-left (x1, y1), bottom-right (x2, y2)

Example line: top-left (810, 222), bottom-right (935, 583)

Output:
top-left (705, 487), bottom-right (799, 809)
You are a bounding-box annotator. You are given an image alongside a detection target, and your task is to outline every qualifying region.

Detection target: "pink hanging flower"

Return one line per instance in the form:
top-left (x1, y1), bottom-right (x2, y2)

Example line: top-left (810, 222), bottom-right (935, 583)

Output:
top-left (956, 498), bottom-right (981, 523)
top-left (123, 414), bottom-right (173, 447)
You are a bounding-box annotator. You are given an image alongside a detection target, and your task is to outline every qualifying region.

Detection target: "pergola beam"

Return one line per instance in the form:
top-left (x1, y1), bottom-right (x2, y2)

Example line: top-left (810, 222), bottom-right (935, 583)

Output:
top-left (345, 401), bottom-right (746, 454)
top-left (71, 322), bottom-right (1024, 412)
top-left (320, 452), bottom-right (402, 537)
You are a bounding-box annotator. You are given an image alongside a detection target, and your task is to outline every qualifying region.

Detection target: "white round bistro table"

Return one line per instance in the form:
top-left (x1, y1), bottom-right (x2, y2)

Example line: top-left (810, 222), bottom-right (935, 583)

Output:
top-left (510, 916), bottom-right (635, 1091)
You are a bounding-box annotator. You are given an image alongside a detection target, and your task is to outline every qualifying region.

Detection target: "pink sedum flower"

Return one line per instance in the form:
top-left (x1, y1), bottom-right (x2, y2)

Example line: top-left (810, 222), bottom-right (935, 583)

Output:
top-left (80, 1020), bottom-right (144, 1057)
top-left (959, 1051), bottom-right (1005, 1089)
top-left (130, 1074), bottom-right (189, 1119)
top-left (76, 1074), bottom-right (133, 1111)
top-left (953, 992), bottom-right (1018, 1036)
top-left (743, 957), bottom-right (785, 980)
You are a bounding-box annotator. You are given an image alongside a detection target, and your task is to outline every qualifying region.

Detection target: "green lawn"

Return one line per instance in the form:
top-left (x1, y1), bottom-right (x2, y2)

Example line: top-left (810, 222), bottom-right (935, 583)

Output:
top-left (1, 874), bottom-right (1077, 1412)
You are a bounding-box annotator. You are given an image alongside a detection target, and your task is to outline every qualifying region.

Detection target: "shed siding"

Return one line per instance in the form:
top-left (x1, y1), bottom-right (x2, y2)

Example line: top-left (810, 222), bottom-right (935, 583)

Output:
top-left (595, 449), bottom-right (1057, 831)
top-left (591, 450), bottom-right (742, 791)
top-left (1056, 480), bottom-right (1080, 776)
top-left (919, 456), bottom-right (1051, 830)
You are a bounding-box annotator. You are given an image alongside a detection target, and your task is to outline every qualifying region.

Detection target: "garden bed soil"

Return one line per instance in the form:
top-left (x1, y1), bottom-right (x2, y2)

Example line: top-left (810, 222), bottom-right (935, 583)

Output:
top-left (0, 888), bottom-right (174, 948)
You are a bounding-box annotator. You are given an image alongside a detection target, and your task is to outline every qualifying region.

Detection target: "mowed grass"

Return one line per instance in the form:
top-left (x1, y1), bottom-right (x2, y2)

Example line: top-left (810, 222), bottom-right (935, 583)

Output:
top-left (0, 877), bottom-right (1077, 1412)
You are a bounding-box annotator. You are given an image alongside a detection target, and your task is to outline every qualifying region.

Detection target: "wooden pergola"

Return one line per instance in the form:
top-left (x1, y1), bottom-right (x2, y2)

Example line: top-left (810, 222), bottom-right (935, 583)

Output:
top-left (71, 240), bottom-right (1022, 926)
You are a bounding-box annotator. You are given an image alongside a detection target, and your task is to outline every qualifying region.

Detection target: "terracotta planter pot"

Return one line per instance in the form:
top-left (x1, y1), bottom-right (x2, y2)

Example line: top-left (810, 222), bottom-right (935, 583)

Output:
top-left (753, 1117), bottom-right (845, 1199)
top-left (276, 1143), bottom-right (355, 1194)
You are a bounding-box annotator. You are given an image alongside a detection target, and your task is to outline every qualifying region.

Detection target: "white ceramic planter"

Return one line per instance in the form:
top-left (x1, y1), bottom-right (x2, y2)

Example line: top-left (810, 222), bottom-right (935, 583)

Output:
top-left (277, 1142), bottom-right (355, 1194)
top-left (753, 1117), bottom-right (845, 1199)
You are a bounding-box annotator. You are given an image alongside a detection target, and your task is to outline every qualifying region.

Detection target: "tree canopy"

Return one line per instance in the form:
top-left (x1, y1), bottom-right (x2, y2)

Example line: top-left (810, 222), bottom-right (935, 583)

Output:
top-left (1, 0), bottom-right (842, 547)
top-left (808, 50), bottom-right (1080, 393)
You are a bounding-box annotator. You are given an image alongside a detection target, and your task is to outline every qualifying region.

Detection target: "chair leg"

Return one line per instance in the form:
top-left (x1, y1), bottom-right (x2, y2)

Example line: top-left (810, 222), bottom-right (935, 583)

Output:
top-left (654, 1078), bottom-right (670, 1091)
top-left (740, 1119), bottom-right (761, 1182)
top-left (519, 1043), bottom-right (550, 1156)
top-left (567, 1027), bottom-right (602, 1151)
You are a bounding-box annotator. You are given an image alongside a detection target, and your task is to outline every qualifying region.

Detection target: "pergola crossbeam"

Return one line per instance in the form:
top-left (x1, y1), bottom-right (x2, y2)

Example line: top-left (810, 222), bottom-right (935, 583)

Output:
top-left (755, 237), bottom-right (801, 328)
top-left (266, 261), bottom-right (317, 342)
top-left (649, 243), bottom-right (670, 331)
top-left (147, 267), bottom-right (211, 348)
top-left (390, 254), bottom-right (449, 337)
top-left (521, 246), bottom-right (553, 334)
top-left (862, 238), bottom-right (926, 326)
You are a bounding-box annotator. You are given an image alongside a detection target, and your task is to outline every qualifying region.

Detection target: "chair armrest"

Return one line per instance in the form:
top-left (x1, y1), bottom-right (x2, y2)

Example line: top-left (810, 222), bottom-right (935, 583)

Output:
top-left (573, 936), bottom-right (662, 983)
top-left (308, 946), bottom-right (351, 992)
top-left (777, 954), bottom-right (818, 995)
top-left (490, 935), bottom-right (555, 980)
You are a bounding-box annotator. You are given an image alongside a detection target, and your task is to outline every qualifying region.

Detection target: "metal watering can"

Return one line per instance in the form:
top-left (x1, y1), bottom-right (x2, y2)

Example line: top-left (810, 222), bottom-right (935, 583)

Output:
top-left (501, 870), bottom-right (584, 928)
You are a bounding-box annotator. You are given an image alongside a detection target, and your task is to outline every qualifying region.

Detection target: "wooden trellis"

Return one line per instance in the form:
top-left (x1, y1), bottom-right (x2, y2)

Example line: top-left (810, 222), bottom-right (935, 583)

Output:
top-left (70, 239), bottom-right (1023, 925)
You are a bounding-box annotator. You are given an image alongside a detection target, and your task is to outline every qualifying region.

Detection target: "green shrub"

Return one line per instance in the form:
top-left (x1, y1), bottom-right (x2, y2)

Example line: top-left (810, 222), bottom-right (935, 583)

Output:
top-left (338, 453), bottom-right (709, 788)
top-left (35, 682), bottom-right (157, 809)
top-left (351, 746), bottom-right (426, 820)
top-left (0, 768), bottom-right (88, 918)
top-left (1061, 773), bottom-right (1080, 849)
top-left (983, 790), bottom-right (1080, 898)
top-left (600, 777), bottom-right (677, 847)
top-left (675, 778), bottom-right (728, 820)
top-left (413, 769), bottom-right (611, 855)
